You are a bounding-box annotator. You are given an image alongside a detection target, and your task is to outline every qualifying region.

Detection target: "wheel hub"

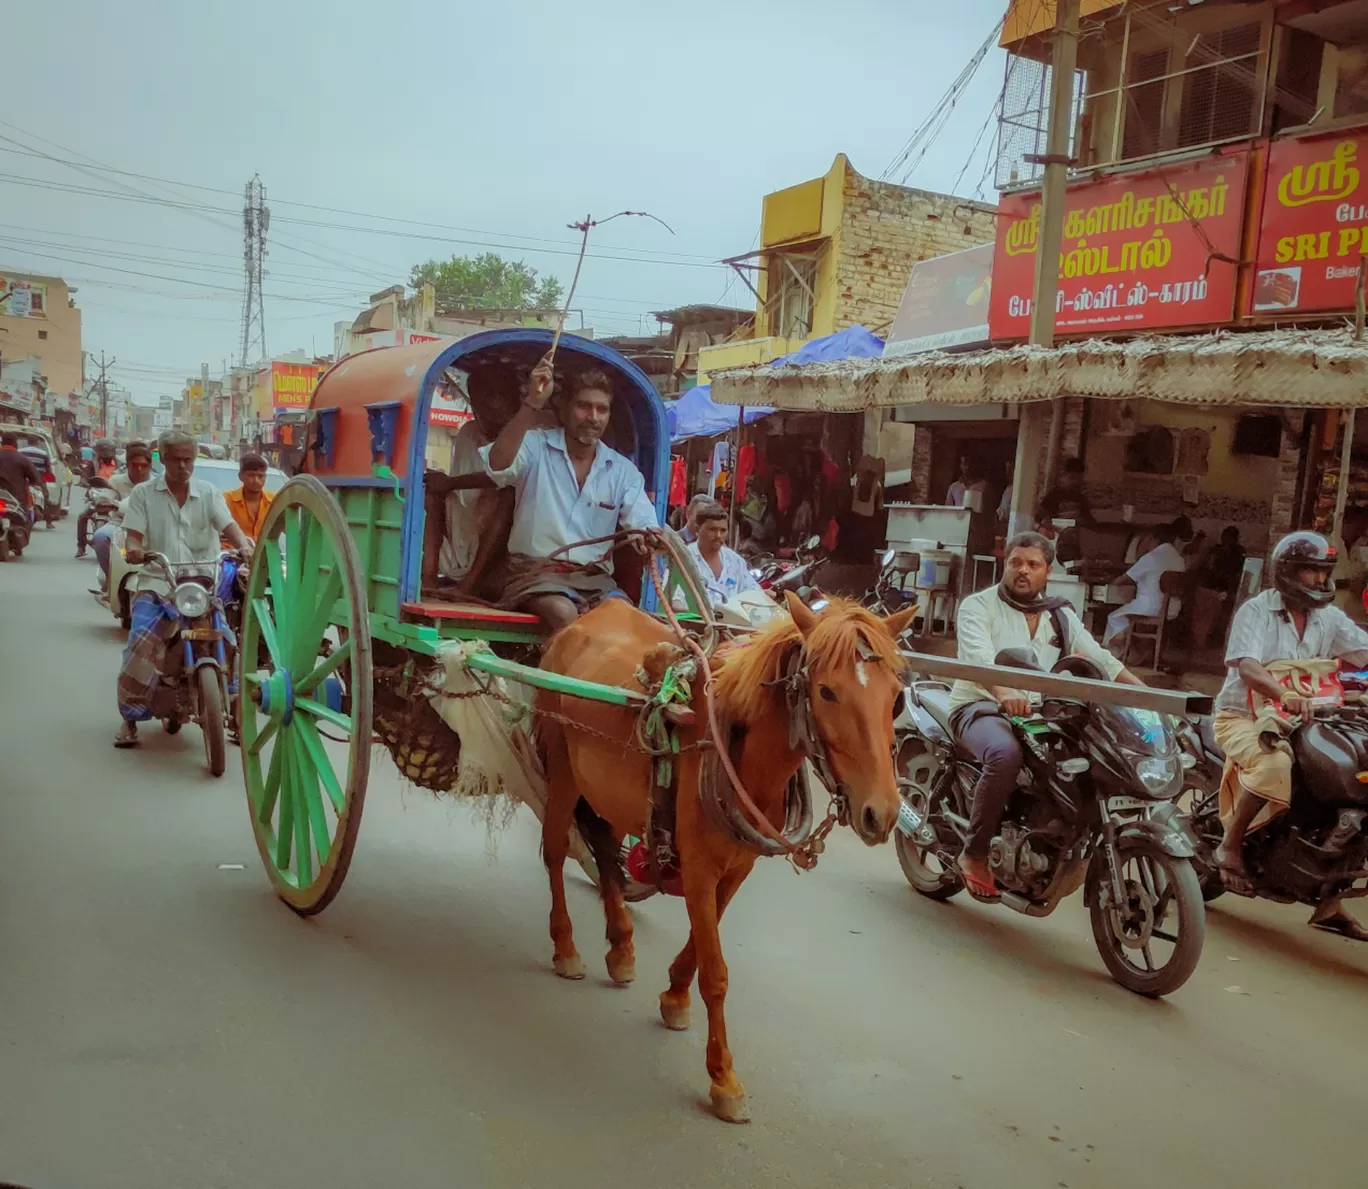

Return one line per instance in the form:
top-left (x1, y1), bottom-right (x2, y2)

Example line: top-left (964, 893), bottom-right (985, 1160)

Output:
top-left (1112, 878), bottom-right (1157, 949)
top-left (259, 669), bottom-right (296, 725)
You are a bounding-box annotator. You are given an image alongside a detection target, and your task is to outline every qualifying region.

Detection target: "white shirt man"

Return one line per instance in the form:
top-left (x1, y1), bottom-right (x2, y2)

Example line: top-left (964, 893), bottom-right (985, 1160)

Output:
top-left (482, 425), bottom-right (657, 567)
top-left (480, 359), bottom-right (659, 630)
top-left (1104, 538), bottom-right (1186, 644)
top-left (122, 473), bottom-right (235, 596)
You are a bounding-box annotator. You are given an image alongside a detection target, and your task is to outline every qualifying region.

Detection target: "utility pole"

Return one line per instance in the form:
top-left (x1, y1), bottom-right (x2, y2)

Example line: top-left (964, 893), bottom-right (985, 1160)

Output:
top-left (201, 362), bottom-right (210, 440)
top-left (1028, 0), bottom-right (1080, 350)
top-left (93, 351), bottom-right (115, 439)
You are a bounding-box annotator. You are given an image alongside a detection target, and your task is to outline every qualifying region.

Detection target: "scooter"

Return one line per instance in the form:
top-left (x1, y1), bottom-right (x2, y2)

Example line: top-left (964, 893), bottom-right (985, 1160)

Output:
top-left (0, 492), bottom-right (32, 561)
top-left (137, 551), bottom-right (242, 778)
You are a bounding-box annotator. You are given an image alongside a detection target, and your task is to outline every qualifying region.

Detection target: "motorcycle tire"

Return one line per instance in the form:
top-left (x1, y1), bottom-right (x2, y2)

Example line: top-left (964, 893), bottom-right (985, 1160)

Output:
top-left (894, 831), bottom-right (963, 900)
top-left (1088, 839), bottom-right (1205, 999)
top-left (1181, 786), bottom-right (1226, 902)
top-left (197, 667), bottom-right (227, 778)
top-left (0, 538), bottom-right (9, 563)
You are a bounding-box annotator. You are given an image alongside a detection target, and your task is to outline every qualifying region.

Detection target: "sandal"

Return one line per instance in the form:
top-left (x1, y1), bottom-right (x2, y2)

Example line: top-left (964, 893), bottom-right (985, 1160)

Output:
top-left (1311, 914), bottom-right (1368, 942)
top-left (1215, 865), bottom-right (1255, 897)
top-left (957, 858), bottom-right (1000, 904)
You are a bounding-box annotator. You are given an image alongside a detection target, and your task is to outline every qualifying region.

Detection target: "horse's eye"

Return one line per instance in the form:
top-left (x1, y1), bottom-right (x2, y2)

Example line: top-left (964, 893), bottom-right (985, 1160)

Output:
top-left (819, 685), bottom-right (838, 702)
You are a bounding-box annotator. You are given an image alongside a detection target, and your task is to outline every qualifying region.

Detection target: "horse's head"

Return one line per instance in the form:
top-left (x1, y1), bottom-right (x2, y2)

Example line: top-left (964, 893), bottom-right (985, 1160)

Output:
top-left (783, 591), bottom-right (916, 846)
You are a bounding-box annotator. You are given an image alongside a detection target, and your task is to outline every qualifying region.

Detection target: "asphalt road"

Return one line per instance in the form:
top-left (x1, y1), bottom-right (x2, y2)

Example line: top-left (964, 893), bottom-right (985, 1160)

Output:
top-left (3, 521), bottom-right (1367, 1189)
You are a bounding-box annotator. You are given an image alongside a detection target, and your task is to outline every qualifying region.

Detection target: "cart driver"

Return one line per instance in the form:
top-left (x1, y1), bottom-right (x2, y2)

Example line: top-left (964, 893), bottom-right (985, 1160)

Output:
top-left (481, 353), bottom-right (661, 632)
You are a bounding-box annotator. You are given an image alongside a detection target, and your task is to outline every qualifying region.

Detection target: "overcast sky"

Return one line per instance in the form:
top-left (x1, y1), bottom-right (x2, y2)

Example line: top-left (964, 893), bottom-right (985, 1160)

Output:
top-left (4, 0), bottom-right (1007, 405)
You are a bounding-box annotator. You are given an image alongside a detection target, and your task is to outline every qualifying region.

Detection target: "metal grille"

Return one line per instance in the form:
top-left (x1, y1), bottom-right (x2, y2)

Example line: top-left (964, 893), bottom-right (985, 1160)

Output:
top-left (1080, 8), bottom-right (1266, 167)
top-left (995, 51), bottom-right (1085, 190)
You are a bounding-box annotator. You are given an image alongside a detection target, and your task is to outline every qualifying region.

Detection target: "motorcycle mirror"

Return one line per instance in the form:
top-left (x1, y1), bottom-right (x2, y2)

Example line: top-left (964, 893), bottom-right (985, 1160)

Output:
top-left (805, 535), bottom-right (822, 551)
top-left (881, 548), bottom-right (895, 567)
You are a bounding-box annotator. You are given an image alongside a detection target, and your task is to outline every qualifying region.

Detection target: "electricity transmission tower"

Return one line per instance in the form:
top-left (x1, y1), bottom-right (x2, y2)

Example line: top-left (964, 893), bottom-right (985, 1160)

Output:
top-left (239, 174), bottom-right (269, 368)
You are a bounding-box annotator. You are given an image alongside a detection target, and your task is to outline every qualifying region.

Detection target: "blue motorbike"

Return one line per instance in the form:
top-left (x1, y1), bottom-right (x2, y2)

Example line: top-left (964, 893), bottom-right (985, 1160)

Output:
top-left (139, 551), bottom-right (243, 777)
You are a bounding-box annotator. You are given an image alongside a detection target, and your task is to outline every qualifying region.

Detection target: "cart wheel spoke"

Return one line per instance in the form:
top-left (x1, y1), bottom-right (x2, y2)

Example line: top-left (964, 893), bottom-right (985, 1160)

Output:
top-left (238, 474), bottom-right (372, 916)
top-left (296, 715), bottom-right (346, 814)
top-left (294, 637), bottom-right (352, 698)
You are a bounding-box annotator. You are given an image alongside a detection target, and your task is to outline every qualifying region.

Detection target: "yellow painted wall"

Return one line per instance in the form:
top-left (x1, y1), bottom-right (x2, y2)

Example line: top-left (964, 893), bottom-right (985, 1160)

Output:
top-left (696, 336), bottom-right (804, 385)
top-left (754, 155), bottom-right (848, 340)
top-left (1002, 0), bottom-right (1120, 46)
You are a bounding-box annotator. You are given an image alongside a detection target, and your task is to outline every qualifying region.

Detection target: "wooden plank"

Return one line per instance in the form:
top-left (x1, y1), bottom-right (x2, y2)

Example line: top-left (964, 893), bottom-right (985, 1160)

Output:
top-left (401, 600), bottom-right (543, 627)
top-left (902, 651), bottom-right (1214, 716)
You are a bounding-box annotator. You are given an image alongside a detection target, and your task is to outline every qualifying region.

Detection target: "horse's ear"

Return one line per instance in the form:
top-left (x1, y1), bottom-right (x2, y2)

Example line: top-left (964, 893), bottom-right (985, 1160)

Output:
top-left (784, 590), bottom-right (819, 637)
top-left (884, 604), bottom-right (918, 642)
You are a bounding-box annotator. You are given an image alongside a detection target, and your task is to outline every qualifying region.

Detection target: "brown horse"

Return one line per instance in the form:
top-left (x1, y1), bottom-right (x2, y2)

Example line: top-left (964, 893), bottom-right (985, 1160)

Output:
top-left (536, 590), bottom-right (915, 1122)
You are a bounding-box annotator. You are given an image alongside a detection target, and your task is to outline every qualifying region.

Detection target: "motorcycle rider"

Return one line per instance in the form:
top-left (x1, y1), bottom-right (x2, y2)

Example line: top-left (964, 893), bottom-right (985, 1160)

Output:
top-left (949, 532), bottom-right (1147, 900)
top-left (88, 441), bottom-right (153, 590)
top-left (0, 431), bottom-right (41, 512)
top-left (113, 430), bottom-right (252, 748)
top-left (1212, 531), bottom-right (1368, 938)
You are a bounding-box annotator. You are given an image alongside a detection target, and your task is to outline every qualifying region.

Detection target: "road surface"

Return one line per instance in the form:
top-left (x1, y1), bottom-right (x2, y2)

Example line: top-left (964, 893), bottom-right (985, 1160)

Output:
top-left (2, 523), bottom-right (1366, 1189)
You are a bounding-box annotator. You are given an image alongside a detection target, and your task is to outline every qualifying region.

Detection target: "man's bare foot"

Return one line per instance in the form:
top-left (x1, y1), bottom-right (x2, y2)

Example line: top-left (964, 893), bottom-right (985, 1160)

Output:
top-left (1309, 903), bottom-right (1368, 941)
top-left (957, 854), bottom-right (999, 903)
top-left (1212, 842), bottom-right (1254, 896)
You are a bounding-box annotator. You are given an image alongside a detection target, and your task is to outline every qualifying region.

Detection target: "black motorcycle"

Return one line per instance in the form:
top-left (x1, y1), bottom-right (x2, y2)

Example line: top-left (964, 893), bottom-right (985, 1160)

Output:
top-left (0, 490), bottom-right (32, 561)
top-left (1186, 679), bottom-right (1368, 913)
top-left (893, 650), bottom-right (1207, 997)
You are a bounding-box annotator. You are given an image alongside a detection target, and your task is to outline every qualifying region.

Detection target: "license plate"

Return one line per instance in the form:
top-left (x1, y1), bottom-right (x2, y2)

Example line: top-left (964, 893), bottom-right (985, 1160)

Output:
top-left (1108, 795), bottom-right (1147, 812)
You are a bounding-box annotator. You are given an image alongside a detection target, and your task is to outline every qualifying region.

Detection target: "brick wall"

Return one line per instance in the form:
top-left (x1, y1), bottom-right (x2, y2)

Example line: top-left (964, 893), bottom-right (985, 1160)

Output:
top-left (834, 162), bottom-right (997, 334)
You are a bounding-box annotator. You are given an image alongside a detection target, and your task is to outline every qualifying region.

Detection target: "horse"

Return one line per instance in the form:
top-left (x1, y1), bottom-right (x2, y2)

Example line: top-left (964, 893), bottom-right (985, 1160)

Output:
top-left (535, 590), bottom-right (916, 1122)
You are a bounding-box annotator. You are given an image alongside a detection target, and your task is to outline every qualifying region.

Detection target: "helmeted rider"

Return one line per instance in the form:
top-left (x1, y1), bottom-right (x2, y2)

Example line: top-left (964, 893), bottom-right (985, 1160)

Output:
top-left (1213, 530), bottom-right (1368, 938)
top-left (948, 531), bottom-right (1147, 901)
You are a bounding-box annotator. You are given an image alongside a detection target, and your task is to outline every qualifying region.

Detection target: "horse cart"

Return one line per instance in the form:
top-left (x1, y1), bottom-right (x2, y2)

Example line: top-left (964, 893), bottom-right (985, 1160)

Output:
top-left (235, 329), bottom-right (714, 913)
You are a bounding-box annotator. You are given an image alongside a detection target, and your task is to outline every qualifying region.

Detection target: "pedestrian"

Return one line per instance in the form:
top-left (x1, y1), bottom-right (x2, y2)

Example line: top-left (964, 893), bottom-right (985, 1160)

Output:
top-left (223, 452), bottom-right (274, 545)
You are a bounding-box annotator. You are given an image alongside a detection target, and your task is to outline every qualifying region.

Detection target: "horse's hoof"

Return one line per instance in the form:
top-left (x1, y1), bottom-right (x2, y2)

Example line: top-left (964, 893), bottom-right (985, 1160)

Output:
top-left (659, 997), bottom-right (690, 1031)
top-left (607, 957), bottom-right (636, 986)
top-left (554, 954), bottom-right (585, 980)
top-left (710, 1088), bottom-right (750, 1124)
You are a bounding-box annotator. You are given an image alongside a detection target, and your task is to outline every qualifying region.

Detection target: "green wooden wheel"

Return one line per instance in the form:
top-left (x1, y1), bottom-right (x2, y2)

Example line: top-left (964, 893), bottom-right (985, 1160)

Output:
top-left (239, 475), bottom-right (374, 916)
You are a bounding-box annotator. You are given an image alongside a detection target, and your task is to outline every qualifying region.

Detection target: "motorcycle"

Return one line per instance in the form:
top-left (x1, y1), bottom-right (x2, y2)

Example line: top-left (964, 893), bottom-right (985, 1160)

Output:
top-left (19, 447), bottom-right (60, 529)
top-left (0, 491), bottom-right (32, 561)
top-left (893, 649), bottom-right (1206, 997)
top-left (83, 480), bottom-right (121, 539)
top-left (865, 547), bottom-right (922, 618)
top-left (137, 551), bottom-right (243, 777)
top-left (1186, 672), bottom-right (1368, 911)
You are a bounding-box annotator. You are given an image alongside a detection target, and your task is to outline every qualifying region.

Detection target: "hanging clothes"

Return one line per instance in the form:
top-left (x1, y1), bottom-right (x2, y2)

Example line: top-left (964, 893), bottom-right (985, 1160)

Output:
top-left (668, 457), bottom-right (687, 508)
top-left (735, 443), bottom-right (757, 502)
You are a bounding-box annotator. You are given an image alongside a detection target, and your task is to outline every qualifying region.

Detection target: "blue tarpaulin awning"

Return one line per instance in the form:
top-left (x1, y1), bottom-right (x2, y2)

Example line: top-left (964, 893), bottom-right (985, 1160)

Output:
top-left (666, 326), bottom-right (884, 442)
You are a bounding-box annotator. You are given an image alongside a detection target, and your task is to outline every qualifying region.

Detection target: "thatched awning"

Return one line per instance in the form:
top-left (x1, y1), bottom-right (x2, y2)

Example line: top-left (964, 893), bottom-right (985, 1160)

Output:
top-left (707, 327), bottom-right (1368, 412)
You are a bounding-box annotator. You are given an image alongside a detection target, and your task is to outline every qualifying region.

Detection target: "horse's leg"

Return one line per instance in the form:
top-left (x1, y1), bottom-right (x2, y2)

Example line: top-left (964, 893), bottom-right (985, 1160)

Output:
top-left (600, 859), bottom-right (635, 986)
top-left (659, 864), bottom-right (749, 1032)
top-left (680, 861), bottom-right (754, 1123)
top-left (541, 723), bottom-right (584, 980)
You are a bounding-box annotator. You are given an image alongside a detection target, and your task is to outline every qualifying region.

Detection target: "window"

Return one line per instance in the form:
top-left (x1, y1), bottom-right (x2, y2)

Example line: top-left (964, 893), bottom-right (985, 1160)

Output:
top-left (37, 330), bottom-right (47, 340)
top-left (767, 249), bottom-right (820, 340)
top-left (1067, 6), bottom-right (1270, 168)
top-left (29, 287), bottom-right (45, 315)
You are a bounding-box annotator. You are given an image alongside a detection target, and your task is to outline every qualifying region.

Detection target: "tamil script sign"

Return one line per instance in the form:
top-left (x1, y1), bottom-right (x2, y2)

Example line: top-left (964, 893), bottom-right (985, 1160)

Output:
top-left (988, 150), bottom-right (1248, 339)
top-left (1249, 132), bottom-right (1368, 316)
top-left (271, 361), bottom-right (321, 410)
top-left (0, 276), bottom-right (46, 319)
top-left (883, 244), bottom-right (993, 358)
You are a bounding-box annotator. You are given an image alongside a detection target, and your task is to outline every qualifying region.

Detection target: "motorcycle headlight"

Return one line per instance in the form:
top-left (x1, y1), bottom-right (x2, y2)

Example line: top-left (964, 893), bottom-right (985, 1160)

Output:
top-left (173, 582), bottom-right (210, 619)
top-left (1134, 754), bottom-right (1180, 796)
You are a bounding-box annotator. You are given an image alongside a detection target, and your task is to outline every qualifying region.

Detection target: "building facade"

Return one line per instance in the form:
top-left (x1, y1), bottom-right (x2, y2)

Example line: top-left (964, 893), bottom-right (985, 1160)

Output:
top-left (0, 272), bottom-right (83, 415)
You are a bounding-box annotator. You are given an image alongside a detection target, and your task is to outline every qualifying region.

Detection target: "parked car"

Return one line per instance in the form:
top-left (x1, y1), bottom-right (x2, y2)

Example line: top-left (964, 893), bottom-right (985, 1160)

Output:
top-left (12, 425), bottom-right (69, 517)
top-left (104, 458), bottom-right (286, 628)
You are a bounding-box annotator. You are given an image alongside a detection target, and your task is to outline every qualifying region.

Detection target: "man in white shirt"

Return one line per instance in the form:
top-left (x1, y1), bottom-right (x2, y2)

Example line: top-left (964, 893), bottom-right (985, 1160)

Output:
top-left (1212, 531), bottom-right (1368, 938)
top-left (685, 501), bottom-right (760, 607)
top-left (1104, 517), bottom-right (1192, 648)
top-left (482, 354), bottom-right (660, 631)
top-left (950, 531), bottom-right (1146, 900)
top-left (114, 430), bottom-right (252, 748)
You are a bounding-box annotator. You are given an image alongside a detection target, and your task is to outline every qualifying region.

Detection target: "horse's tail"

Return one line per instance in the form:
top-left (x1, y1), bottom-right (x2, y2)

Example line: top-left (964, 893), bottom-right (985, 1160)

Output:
top-left (574, 797), bottom-right (623, 896)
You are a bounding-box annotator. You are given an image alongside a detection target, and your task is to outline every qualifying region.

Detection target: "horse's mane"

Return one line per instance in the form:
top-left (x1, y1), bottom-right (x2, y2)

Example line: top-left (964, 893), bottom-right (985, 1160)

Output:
top-left (712, 597), bottom-right (908, 725)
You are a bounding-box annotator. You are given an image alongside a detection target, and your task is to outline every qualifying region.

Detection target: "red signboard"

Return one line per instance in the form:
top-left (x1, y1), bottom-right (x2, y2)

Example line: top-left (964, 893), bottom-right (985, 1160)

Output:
top-left (1249, 132), bottom-right (1368, 316)
top-left (271, 361), bottom-right (321, 410)
top-left (988, 151), bottom-right (1248, 340)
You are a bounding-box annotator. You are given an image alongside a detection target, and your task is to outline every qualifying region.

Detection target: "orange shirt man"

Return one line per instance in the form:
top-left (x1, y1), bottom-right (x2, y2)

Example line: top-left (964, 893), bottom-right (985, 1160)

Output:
top-left (223, 453), bottom-right (273, 545)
